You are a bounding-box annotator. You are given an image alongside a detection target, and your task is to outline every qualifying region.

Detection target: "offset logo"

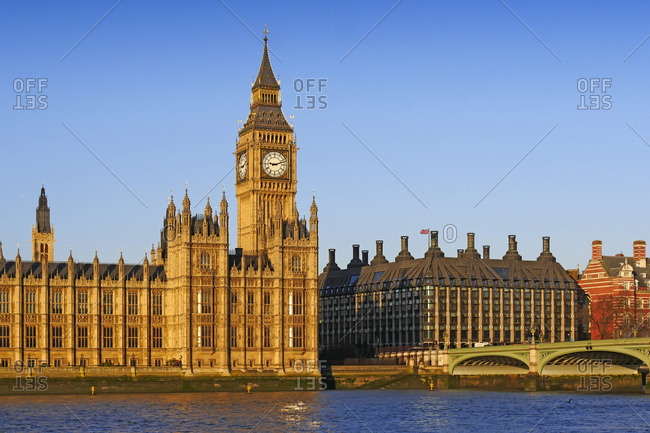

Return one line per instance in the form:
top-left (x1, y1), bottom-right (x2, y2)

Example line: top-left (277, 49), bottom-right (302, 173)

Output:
top-left (577, 78), bottom-right (612, 110)
top-left (13, 78), bottom-right (48, 110)
top-left (293, 78), bottom-right (327, 110)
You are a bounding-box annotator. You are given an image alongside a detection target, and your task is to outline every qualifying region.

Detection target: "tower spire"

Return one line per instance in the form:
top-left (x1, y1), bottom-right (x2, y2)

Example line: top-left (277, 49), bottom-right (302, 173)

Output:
top-left (36, 185), bottom-right (51, 233)
top-left (253, 25), bottom-right (278, 90)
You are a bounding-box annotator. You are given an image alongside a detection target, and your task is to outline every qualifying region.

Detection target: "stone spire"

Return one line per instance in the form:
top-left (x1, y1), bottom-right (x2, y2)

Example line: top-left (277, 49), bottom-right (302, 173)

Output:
top-left (219, 190), bottom-right (228, 240)
top-left (36, 185), bottom-right (51, 233)
top-left (167, 191), bottom-right (176, 219)
top-left (182, 187), bottom-right (191, 218)
top-left (205, 196), bottom-right (212, 219)
top-left (67, 248), bottom-right (74, 280)
top-left (253, 25), bottom-right (280, 90)
top-left (240, 27), bottom-right (292, 134)
top-left (93, 249), bottom-right (100, 281)
top-left (310, 195), bottom-right (318, 218)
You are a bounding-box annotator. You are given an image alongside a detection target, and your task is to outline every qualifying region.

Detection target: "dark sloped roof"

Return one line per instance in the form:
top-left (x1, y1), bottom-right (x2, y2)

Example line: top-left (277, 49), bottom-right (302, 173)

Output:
top-left (253, 39), bottom-right (279, 90)
top-left (0, 261), bottom-right (166, 281)
top-left (240, 104), bottom-right (292, 133)
top-left (599, 255), bottom-right (649, 286)
top-left (239, 37), bottom-right (292, 134)
top-left (319, 253), bottom-right (578, 297)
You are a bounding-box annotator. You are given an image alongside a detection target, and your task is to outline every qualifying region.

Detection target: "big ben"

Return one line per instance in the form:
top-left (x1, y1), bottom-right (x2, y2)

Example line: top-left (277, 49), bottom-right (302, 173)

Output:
top-left (230, 27), bottom-right (319, 371)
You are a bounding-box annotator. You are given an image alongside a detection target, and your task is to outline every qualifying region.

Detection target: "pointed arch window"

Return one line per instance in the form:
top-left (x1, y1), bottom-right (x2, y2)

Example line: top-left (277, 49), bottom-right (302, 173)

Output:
top-left (200, 252), bottom-right (210, 269)
top-left (291, 255), bottom-right (301, 273)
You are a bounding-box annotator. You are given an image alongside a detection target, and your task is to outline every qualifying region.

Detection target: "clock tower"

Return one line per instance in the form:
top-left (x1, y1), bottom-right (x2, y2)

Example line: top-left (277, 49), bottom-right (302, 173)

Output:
top-left (236, 29), bottom-right (297, 253)
top-left (230, 28), bottom-right (319, 370)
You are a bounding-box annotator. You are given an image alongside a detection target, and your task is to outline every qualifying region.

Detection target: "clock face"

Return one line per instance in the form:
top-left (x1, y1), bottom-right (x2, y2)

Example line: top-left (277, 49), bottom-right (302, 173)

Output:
top-left (262, 151), bottom-right (287, 177)
top-left (238, 153), bottom-right (247, 180)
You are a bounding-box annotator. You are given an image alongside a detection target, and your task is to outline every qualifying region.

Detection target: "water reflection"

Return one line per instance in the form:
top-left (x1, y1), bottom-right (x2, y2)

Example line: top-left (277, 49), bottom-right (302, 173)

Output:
top-left (0, 390), bottom-right (648, 432)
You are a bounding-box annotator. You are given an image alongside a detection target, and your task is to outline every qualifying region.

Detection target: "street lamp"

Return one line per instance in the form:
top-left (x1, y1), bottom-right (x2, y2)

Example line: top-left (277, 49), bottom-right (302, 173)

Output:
top-left (633, 271), bottom-right (638, 334)
top-left (531, 323), bottom-right (539, 344)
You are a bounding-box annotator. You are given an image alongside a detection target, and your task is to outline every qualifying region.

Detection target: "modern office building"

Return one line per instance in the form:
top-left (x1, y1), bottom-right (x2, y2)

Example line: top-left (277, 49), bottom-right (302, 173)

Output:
top-left (318, 232), bottom-right (587, 356)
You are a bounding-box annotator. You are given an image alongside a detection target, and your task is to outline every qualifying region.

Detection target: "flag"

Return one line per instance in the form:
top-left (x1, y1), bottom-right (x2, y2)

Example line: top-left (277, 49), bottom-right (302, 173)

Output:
top-left (420, 229), bottom-right (429, 234)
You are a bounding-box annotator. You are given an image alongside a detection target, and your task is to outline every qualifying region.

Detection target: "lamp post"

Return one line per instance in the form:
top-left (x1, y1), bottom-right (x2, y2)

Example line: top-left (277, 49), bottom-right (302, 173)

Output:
top-left (634, 272), bottom-right (638, 334)
top-left (531, 323), bottom-right (539, 344)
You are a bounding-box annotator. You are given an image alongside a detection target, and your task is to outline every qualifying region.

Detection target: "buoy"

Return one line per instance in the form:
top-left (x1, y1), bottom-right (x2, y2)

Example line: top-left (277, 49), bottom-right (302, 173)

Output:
top-left (91, 386), bottom-right (96, 396)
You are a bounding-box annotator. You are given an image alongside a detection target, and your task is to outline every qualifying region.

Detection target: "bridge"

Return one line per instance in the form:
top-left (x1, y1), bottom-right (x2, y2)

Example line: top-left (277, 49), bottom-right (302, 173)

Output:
top-left (381, 338), bottom-right (650, 376)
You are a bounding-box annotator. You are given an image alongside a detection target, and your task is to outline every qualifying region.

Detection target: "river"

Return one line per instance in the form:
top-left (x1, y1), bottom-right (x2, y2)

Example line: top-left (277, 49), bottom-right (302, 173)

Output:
top-left (0, 390), bottom-right (648, 432)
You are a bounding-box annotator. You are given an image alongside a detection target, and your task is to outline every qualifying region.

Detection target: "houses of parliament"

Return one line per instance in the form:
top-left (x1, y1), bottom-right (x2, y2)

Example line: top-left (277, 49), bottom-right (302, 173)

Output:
top-left (0, 33), bottom-right (319, 372)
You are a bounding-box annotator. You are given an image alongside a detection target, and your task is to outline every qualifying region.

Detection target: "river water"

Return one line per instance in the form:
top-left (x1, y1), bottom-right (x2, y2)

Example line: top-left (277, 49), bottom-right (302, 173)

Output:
top-left (0, 390), bottom-right (648, 432)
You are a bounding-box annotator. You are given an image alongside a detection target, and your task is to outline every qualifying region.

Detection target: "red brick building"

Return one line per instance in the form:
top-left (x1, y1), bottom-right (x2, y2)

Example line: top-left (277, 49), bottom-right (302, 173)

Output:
top-left (579, 240), bottom-right (650, 339)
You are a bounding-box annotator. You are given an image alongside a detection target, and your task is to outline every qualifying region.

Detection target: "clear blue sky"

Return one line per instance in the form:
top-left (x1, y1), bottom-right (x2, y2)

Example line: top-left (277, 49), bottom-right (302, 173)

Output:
top-left (1, 1), bottom-right (650, 272)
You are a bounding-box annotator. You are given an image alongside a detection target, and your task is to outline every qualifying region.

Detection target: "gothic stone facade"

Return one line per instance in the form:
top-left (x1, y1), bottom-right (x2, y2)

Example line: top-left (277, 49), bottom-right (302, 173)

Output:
top-left (0, 35), bottom-right (318, 372)
top-left (318, 232), bottom-right (587, 356)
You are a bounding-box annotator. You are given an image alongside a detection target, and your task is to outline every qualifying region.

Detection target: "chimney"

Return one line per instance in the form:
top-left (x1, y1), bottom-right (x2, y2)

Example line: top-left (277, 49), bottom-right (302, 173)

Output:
top-left (371, 240), bottom-right (389, 266)
top-left (347, 244), bottom-right (363, 269)
top-left (464, 232), bottom-right (480, 259)
top-left (457, 249), bottom-right (464, 258)
top-left (425, 230), bottom-right (444, 259)
top-left (395, 235), bottom-right (414, 262)
top-left (592, 240), bottom-right (603, 261)
top-left (323, 248), bottom-right (340, 272)
top-left (503, 234), bottom-right (522, 260)
top-left (633, 240), bottom-right (646, 264)
top-left (483, 245), bottom-right (490, 260)
top-left (537, 236), bottom-right (556, 262)
top-left (362, 250), bottom-right (369, 266)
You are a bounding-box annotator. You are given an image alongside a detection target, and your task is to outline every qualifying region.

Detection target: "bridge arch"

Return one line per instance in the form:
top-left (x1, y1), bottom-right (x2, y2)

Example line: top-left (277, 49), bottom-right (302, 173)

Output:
top-left (539, 347), bottom-right (649, 375)
top-left (449, 352), bottom-right (530, 375)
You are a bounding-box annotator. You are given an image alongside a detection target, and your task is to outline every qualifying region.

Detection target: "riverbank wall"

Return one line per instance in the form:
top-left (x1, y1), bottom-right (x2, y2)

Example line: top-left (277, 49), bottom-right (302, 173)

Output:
top-left (0, 365), bottom-right (647, 394)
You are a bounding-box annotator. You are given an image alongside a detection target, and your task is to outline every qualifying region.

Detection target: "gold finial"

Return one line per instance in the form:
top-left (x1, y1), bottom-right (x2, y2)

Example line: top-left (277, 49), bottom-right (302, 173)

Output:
top-left (263, 24), bottom-right (269, 41)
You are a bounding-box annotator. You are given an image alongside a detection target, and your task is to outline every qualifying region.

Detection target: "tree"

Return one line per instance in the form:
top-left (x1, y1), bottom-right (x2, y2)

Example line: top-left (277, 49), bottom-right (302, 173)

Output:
top-left (590, 294), bottom-right (625, 339)
top-left (591, 291), bottom-right (650, 339)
